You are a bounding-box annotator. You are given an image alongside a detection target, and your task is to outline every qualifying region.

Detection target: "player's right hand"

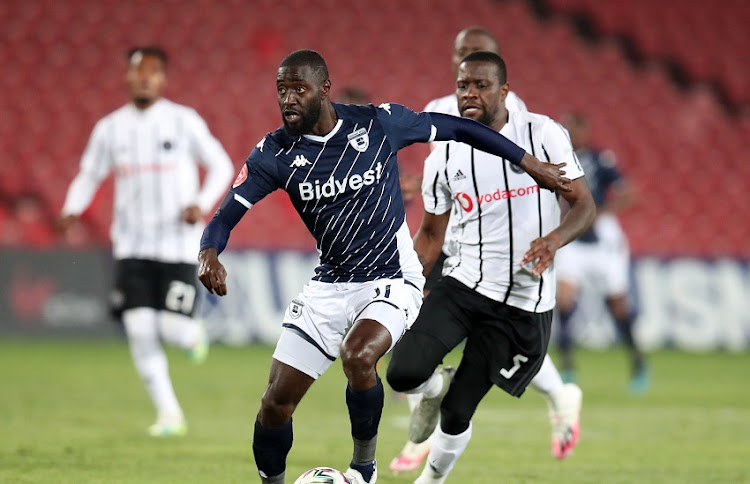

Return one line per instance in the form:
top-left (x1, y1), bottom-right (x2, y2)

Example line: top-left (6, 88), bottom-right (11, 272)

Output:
top-left (198, 248), bottom-right (228, 296)
top-left (56, 214), bottom-right (79, 235)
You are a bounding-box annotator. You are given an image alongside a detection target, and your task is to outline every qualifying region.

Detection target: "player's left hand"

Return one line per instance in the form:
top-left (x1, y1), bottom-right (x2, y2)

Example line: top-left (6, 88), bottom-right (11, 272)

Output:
top-left (181, 205), bottom-right (202, 224)
top-left (519, 154), bottom-right (572, 193)
top-left (521, 233), bottom-right (563, 276)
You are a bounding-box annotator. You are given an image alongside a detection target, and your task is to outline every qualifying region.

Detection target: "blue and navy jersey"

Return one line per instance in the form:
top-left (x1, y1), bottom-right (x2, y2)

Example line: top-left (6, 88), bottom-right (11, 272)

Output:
top-left (576, 148), bottom-right (624, 242)
top-left (231, 102), bottom-right (435, 282)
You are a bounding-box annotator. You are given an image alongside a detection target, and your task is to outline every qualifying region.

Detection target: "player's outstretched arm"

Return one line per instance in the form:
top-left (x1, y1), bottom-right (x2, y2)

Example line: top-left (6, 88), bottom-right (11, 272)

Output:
top-left (521, 177), bottom-right (595, 275)
top-left (429, 112), bottom-right (572, 192)
top-left (197, 193), bottom-right (248, 296)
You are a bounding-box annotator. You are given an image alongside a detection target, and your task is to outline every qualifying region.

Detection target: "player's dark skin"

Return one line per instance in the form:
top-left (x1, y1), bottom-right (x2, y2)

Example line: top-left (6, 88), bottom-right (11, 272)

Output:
top-left (199, 65), bottom-right (391, 429)
top-left (198, 62), bottom-right (575, 428)
top-left (416, 60), bottom-right (595, 278)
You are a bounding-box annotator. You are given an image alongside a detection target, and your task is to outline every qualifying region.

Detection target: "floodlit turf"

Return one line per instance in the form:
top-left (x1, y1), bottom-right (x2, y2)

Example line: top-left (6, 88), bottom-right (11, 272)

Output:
top-left (1, 339), bottom-right (748, 483)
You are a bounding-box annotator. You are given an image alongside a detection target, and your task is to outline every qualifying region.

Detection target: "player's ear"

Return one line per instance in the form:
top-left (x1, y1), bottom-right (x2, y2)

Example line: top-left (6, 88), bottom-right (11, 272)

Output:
top-left (501, 82), bottom-right (510, 100)
top-left (320, 79), bottom-right (331, 98)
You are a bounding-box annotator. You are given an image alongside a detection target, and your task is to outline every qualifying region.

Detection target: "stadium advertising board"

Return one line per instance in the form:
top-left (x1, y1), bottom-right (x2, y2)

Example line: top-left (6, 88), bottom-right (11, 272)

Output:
top-left (199, 252), bottom-right (750, 351)
top-left (1, 249), bottom-right (748, 350)
top-left (0, 249), bottom-right (115, 333)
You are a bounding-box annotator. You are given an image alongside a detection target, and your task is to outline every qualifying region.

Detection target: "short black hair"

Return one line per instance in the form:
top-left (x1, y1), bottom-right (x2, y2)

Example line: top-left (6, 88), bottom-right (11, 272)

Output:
top-left (279, 49), bottom-right (329, 83)
top-left (127, 46), bottom-right (168, 67)
top-left (460, 51), bottom-right (507, 84)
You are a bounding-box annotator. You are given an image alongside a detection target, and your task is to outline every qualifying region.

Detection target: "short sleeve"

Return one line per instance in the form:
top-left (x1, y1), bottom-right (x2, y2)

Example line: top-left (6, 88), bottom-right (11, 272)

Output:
top-left (376, 103), bottom-right (434, 151)
top-left (229, 139), bottom-right (280, 207)
top-left (542, 121), bottom-right (585, 181)
top-left (421, 143), bottom-right (452, 215)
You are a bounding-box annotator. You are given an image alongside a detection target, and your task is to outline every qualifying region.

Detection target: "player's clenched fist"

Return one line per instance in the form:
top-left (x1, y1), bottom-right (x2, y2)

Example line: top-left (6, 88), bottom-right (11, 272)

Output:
top-left (198, 248), bottom-right (228, 296)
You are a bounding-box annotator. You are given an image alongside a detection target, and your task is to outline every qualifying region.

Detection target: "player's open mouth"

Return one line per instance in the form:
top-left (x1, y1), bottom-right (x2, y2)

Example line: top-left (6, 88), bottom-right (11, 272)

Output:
top-left (284, 111), bottom-right (301, 123)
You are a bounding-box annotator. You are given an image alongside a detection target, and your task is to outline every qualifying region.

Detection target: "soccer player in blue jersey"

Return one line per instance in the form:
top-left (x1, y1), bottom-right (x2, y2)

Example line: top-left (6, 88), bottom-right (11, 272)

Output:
top-left (197, 49), bottom-right (570, 484)
top-left (555, 113), bottom-right (648, 392)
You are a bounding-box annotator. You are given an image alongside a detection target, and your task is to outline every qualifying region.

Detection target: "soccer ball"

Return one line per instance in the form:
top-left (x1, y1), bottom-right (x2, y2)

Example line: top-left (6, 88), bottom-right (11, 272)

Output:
top-left (293, 466), bottom-right (352, 484)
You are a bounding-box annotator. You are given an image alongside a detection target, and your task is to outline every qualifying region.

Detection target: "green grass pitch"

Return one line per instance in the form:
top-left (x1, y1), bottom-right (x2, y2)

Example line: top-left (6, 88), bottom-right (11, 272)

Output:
top-left (1, 339), bottom-right (748, 483)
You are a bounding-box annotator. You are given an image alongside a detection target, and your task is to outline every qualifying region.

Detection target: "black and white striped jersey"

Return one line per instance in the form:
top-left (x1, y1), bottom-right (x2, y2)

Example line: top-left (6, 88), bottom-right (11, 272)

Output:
top-left (424, 91), bottom-right (528, 256)
top-left (230, 102), bottom-right (433, 283)
top-left (421, 110), bottom-right (584, 312)
top-left (62, 98), bottom-right (234, 263)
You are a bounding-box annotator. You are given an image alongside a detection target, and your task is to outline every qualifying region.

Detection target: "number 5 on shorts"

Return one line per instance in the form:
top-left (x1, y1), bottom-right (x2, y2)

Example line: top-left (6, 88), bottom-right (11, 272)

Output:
top-left (500, 354), bottom-right (529, 379)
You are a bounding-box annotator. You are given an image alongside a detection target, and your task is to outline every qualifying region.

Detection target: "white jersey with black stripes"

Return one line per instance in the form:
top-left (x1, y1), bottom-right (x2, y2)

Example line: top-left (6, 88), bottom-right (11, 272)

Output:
top-left (424, 91), bottom-right (528, 258)
top-left (421, 110), bottom-right (584, 312)
top-left (62, 98), bottom-right (234, 263)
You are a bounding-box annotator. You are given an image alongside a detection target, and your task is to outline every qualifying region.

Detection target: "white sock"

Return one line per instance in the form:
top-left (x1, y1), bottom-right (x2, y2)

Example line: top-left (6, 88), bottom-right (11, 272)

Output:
top-left (123, 307), bottom-right (182, 419)
top-left (158, 311), bottom-right (202, 349)
top-left (407, 371), bottom-right (444, 399)
top-left (529, 354), bottom-right (564, 396)
top-left (424, 422), bottom-right (472, 477)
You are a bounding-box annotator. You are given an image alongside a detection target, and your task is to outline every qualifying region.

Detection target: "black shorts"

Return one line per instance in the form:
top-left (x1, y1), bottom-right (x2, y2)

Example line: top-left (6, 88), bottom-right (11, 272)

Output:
top-left (412, 276), bottom-right (552, 397)
top-left (424, 251), bottom-right (449, 292)
top-left (111, 258), bottom-right (199, 317)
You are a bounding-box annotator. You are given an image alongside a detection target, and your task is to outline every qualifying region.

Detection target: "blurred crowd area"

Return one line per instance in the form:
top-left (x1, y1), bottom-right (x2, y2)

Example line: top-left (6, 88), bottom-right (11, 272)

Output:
top-left (1, 0), bottom-right (749, 255)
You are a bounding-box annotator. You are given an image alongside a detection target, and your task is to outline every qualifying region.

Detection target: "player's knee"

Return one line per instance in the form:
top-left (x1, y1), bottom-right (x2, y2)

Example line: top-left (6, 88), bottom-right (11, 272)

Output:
top-left (386, 351), bottom-right (434, 393)
top-left (439, 401), bottom-right (472, 435)
top-left (340, 345), bottom-right (378, 382)
top-left (259, 392), bottom-right (296, 427)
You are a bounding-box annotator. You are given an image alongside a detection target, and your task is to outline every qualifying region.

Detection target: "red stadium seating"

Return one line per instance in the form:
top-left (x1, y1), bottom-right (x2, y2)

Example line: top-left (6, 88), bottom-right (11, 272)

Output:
top-left (0, 0), bottom-right (748, 256)
top-left (546, 0), bottom-right (750, 106)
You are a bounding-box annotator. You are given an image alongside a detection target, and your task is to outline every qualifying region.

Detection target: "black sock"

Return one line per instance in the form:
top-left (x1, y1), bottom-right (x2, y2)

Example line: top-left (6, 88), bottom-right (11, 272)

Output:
top-left (558, 305), bottom-right (576, 371)
top-left (252, 417), bottom-right (293, 481)
top-left (346, 375), bottom-right (383, 476)
top-left (614, 315), bottom-right (644, 370)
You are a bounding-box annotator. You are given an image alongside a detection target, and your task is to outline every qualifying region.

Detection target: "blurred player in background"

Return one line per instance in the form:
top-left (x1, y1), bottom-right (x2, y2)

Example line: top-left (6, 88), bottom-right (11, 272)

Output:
top-left (58, 46), bottom-right (234, 436)
top-left (387, 52), bottom-right (595, 484)
top-left (556, 113), bottom-right (649, 393)
top-left (197, 49), bottom-right (570, 484)
top-left (391, 26), bottom-right (582, 473)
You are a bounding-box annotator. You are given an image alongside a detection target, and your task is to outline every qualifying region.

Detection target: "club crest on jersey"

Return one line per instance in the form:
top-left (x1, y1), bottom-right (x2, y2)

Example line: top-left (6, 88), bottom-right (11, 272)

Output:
top-left (290, 154), bottom-right (312, 168)
top-left (347, 128), bottom-right (369, 152)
